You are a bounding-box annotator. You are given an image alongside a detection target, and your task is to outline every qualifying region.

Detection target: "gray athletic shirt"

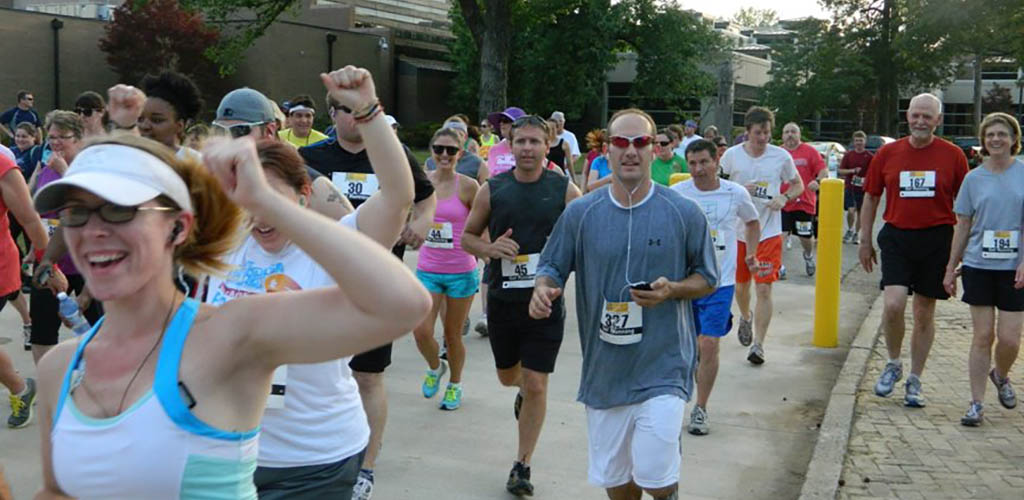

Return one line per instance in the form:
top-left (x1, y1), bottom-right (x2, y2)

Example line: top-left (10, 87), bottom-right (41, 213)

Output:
top-left (953, 160), bottom-right (1024, 270)
top-left (537, 183), bottom-right (720, 409)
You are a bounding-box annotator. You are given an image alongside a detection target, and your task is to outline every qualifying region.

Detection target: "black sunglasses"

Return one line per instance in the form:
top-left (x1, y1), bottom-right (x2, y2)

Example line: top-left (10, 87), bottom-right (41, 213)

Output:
top-left (657, 141), bottom-right (672, 147)
top-left (75, 108), bottom-right (99, 117)
top-left (57, 204), bottom-right (177, 228)
top-left (432, 145), bottom-right (460, 156)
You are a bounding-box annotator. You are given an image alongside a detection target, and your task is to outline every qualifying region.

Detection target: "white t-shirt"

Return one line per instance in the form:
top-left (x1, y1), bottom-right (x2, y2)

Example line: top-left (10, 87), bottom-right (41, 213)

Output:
top-left (674, 134), bottom-right (704, 157)
top-left (720, 144), bottom-right (798, 243)
top-left (206, 210), bottom-right (369, 468)
top-left (673, 179), bottom-right (758, 286)
top-left (559, 130), bottom-right (581, 157)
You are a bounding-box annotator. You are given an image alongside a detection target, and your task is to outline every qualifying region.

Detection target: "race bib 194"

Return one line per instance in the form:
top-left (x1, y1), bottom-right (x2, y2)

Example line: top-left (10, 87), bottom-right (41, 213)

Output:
top-left (501, 253), bottom-right (539, 289)
top-left (982, 230), bottom-right (1019, 259)
top-left (599, 300), bottom-right (643, 345)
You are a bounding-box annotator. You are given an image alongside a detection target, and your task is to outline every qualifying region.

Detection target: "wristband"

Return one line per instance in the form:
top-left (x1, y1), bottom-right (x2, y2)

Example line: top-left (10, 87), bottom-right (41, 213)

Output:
top-left (34, 248), bottom-right (44, 262)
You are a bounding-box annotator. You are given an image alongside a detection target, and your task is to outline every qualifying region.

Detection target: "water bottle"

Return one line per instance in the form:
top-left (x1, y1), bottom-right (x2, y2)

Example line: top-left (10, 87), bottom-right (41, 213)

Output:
top-left (57, 292), bottom-right (92, 337)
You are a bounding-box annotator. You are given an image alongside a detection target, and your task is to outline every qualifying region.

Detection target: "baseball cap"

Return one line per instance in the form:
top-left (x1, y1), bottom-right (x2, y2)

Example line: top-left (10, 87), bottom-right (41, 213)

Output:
top-left (216, 88), bottom-right (276, 123)
top-left (549, 111), bottom-right (565, 122)
top-left (34, 143), bottom-right (193, 214)
top-left (487, 106), bottom-right (526, 131)
top-left (685, 119), bottom-right (698, 128)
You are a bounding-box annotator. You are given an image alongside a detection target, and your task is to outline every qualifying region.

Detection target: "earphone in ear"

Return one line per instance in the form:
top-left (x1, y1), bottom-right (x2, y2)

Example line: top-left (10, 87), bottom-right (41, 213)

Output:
top-left (169, 221), bottom-right (184, 245)
top-left (298, 196), bottom-right (307, 207)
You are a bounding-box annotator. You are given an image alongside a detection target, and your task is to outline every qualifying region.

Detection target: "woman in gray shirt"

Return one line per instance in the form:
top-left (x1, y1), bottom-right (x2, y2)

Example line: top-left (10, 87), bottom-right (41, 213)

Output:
top-left (944, 112), bottom-right (1024, 426)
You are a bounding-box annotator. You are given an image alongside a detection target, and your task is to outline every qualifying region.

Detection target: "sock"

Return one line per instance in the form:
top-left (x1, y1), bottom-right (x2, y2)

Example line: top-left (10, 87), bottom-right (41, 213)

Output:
top-left (889, 358), bottom-right (902, 367)
top-left (450, 382), bottom-right (462, 389)
top-left (360, 468), bottom-right (374, 481)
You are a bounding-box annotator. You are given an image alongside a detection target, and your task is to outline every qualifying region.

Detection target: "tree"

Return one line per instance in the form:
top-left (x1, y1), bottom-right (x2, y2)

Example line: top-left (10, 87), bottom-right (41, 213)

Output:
top-left (730, 7), bottom-right (778, 27)
top-left (456, 0), bottom-right (514, 119)
top-left (762, 18), bottom-right (874, 131)
top-left (983, 83), bottom-right (1015, 114)
top-left (99, 0), bottom-right (220, 87)
top-left (181, 0), bottom-right (297, 76)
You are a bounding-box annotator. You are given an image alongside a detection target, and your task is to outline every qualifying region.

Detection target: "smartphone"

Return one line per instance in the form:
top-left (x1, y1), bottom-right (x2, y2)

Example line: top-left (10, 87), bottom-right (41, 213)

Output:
top-left (630, 281), bottom-right (652, 291)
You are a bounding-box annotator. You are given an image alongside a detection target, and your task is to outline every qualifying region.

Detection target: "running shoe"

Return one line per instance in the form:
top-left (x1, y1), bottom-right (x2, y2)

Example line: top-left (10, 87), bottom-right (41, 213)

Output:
top-left (737, 316), bottom-right (753, 347)
top-left (474, 314), bottom-right (489, 337)
top-left (779, 264), bottom-right (787, 280)
top-left (440, 383), bottom-right (462, 410)
top-left (747, 343), bottom-right (765, 365)
top-left (514, 391), bottom-right (523, 421)
top-left (7, 377), bottom-right (36, 428)
top-left (990, 369), bottom-right (1017, 409)
top-left (353, 469), bottom-right (374, 500)
top-left (23, 323), bottom-right (31, 351)
top-left (421, 360), bottom-right (448, 399)
top-left (688, 405), bottom-right (709, 435)
top-left (904, 375), bottom-right (926, 408)
top-left (803, 252), bottom-right (816, 277)
top-left (785, 236), bottom-right (792, 250)
top-left (960, 401), bottom-right (983, 427)
top-left (874, 360), bottom-right (903, 397)
top-left (506, 461), bottom-right (534, 496)
top-left (842, 230), bottom-right (853, 244)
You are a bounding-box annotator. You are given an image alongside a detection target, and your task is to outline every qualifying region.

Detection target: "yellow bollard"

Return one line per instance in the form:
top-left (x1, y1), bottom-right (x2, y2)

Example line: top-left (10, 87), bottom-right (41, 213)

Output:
top-left (813, 178), bottom-right (844, 348)
top-left (669, 173), bottom-right (691, 186)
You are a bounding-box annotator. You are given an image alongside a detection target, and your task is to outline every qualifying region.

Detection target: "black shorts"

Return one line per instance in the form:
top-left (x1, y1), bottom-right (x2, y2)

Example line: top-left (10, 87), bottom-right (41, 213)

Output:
top-left (844, 189), bottom-right (865, 211)
top-left (877, 223), bottom-right (953, 299)
top-left (960, 266), bottom-right (1024, 311)
top-left (30, 273), bottom-right (104, 346)
top-left (255, 449), bottom-right (365, 500)
top-left (486, 295), bottom-right (565, 373)
top-left (349, 343), bottom-right (392, 373)
top-left (0, 289), bottom-right (19, 313)
top-left (782, 210), bottom-right (815, 238)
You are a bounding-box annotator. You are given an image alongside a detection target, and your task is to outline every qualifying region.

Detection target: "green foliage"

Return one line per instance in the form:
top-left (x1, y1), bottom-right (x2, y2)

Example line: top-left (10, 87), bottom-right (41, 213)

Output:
top-left (983, 83), bottom-right (1015, 114)
top-left (730, 7), bottom-right (779, 27)
top-left (399, 121), bottom-right (444, 149)
top-left (447, 1), bottom-right (481, 118)
top-left (762, 19), bottom-right (874, 126)
top-left (99, 0), bottom-right (220, 87)
top-left (180, 0), bottom-right (299, 76)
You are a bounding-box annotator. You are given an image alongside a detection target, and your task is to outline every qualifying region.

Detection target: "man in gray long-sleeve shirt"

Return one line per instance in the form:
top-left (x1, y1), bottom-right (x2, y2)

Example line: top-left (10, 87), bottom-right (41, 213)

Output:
top-left (531, 108), bottom-right (719, 500)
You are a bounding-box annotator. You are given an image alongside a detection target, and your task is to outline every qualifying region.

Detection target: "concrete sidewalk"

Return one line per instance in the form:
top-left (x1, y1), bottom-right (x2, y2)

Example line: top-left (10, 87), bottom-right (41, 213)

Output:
top-left (0, 241), bottom-right (878, 499)
top-left (838, 298), bottom-right (1024, 499)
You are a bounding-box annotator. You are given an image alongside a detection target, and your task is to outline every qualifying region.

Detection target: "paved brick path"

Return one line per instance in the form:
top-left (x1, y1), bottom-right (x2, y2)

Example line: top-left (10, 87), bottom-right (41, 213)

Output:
top-left (840, 298), bottom-right (1024, 499)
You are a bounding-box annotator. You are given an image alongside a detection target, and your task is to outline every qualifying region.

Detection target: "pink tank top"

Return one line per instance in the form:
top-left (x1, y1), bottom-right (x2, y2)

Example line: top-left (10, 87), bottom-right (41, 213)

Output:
top-left (418, 175), bottom-right (476, 274)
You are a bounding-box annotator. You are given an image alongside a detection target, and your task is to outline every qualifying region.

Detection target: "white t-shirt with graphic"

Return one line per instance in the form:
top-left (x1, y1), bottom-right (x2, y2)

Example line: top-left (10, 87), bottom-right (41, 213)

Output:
top-left (206, 210), bottom-right (369, 468)
top-left (720, 143), bottom-right (798, 243)
top-left (673, 179), bottom-right (759, 286)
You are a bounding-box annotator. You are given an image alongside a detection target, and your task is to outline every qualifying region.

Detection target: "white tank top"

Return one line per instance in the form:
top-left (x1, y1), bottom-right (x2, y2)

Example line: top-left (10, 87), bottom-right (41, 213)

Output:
top-left (50, 299), bottom-right (260, 499)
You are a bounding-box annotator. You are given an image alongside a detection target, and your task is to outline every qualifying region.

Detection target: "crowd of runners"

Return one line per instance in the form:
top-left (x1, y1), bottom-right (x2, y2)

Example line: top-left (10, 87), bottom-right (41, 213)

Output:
top-left (0, 61), bottom-right (1021, 500)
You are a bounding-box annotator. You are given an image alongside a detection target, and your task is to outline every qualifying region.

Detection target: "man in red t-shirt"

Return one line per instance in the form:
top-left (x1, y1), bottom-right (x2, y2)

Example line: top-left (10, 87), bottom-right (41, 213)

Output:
top-left (781, 123), bottom-right (827, 276)
top-left (859, 93), bottom-right (969, 408)
top-left (838, 131), bottom-right (873, 244)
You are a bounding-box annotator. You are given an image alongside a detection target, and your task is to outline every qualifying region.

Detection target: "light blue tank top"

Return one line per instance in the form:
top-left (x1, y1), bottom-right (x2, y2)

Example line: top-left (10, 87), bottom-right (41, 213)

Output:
top-left (50, 298), bottom-right (260, 499)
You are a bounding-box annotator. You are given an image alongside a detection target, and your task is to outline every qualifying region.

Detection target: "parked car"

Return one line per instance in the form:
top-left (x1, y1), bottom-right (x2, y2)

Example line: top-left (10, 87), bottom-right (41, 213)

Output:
top-left (952, 136), bottom-right (983, 168)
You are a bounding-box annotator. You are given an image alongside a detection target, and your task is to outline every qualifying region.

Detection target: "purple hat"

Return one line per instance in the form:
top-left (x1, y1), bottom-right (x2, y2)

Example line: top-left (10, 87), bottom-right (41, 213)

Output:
top-left (487, 106), bottom-right (526, 131)
top-left (685, 119), bottom-right (698, 128)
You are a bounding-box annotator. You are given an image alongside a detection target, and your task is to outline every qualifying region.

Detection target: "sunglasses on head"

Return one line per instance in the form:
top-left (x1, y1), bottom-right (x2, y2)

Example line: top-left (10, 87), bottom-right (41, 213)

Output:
top-left (212, 121), bottom-right (265, 139)
top-left (57, 203), bottom-right (178, 228)
top-left (432, 145), bottom-right (460, 156)
top-left (610, 135), bottom-right (654, 149)
top-left (75, 108), bottom-right (99, 117)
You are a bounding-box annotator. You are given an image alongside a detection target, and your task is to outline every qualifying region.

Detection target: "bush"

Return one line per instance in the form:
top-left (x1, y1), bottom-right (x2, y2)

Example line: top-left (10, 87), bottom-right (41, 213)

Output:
top-left (399, 121), bottom-right (443, 149)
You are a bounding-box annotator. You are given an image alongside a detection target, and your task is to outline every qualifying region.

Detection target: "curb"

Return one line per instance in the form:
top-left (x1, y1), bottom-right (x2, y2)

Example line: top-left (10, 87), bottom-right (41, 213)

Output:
top-left (798, 293), bottom-right (884, 500)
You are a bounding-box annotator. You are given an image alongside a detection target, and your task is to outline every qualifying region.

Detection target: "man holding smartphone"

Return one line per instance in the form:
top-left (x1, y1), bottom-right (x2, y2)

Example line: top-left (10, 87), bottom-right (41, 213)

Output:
top-left (531, 108), bottom-right (718, 500)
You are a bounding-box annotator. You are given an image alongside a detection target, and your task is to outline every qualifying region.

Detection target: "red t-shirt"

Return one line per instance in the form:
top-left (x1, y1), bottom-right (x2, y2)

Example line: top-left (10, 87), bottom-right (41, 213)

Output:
top-left (864, 137), bottom-right (968, 229)
top-left (840, 149), bottom-right (873, 192)
top-left (0, 155), bottom-right (22, 296)
top-left (782, 143), bottom-right (826, 215)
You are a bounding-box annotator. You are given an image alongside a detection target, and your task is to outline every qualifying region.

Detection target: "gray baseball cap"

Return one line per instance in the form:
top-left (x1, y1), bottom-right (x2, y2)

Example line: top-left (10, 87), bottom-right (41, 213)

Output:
top-left (216, 88), bottom-right (276, 123)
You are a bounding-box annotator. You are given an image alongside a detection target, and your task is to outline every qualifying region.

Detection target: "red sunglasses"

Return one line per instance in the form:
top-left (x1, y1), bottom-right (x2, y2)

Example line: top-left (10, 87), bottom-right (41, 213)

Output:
top-left (610, 135), bottom-right (654, 149)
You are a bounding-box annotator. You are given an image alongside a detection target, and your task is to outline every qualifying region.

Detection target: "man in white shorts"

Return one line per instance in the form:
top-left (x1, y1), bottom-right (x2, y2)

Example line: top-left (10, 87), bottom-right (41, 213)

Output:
top-left (532, 108), bottom-right (719, 499)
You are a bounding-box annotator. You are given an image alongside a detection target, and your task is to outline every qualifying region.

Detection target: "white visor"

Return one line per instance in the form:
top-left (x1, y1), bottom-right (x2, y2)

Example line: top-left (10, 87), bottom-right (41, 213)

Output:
top-left (34, 144), bottom-right (194, 214)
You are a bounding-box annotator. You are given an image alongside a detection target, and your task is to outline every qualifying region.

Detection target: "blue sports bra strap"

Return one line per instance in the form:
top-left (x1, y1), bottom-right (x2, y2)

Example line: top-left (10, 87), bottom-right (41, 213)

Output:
top-left (153, 298), bottom-right (199, 413)
top-left (52, 318), bottom-right (106, 429)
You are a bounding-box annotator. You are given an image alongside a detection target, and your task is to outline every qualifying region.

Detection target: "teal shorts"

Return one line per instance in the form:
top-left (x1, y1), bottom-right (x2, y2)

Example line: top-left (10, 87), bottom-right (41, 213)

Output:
top-left (415, 269), bottom-right (480, 298)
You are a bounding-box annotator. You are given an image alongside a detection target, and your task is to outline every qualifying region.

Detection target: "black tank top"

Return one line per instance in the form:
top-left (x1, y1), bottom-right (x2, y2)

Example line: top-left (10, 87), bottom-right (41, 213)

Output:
top-left (547, 138), bottom-right (566, 168)
top-left (486, 169), bottom-right (569, 302)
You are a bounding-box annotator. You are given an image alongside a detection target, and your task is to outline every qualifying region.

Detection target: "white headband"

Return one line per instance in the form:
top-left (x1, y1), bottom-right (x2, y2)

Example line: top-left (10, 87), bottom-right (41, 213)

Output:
top-left (288, 105), bottom-right (315, 115)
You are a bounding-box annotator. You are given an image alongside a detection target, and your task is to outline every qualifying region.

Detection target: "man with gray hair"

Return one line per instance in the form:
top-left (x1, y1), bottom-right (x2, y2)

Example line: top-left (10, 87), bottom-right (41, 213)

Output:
top-left (859, 93), bottom-right (969, 408)
top-left (549, 111), bottom-right (580, 172)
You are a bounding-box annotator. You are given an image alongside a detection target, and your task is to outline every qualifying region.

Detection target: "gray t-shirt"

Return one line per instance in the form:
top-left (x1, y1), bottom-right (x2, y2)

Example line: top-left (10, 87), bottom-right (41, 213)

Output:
top-left (425, 153), bottom-right (483, 180)
top-left (537, 183), bottom-right (719, 409)
top-left (953, 160), bottom-right (1024, 270)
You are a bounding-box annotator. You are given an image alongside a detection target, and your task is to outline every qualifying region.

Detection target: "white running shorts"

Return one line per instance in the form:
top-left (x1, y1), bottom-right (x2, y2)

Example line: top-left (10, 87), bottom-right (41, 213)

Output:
top-left (585, 394), bottom-right (685, 489)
